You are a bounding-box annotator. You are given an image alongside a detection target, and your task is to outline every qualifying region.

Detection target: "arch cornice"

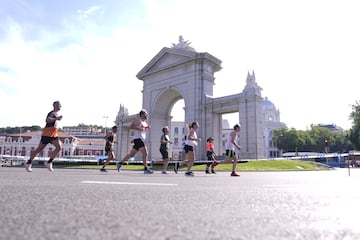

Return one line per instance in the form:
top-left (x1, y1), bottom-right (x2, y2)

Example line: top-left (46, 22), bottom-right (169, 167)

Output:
top-left (136, 47), bottom-right (222, 80)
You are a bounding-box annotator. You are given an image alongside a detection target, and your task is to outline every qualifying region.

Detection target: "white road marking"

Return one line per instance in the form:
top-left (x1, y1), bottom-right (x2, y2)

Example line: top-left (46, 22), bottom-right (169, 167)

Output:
top-left (264, 184), bottom-right (307, 188)
top-left (81, 180), bottom-right (178, 186)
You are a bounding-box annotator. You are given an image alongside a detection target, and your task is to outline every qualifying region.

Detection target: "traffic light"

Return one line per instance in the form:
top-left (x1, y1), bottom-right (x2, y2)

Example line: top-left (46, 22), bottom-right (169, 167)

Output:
top-left (324, 139), bottom-right (328, 146)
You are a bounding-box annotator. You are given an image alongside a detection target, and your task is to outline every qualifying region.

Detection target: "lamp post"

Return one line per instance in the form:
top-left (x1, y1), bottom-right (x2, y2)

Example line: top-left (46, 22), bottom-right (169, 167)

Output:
top-left (19, 127), bottom-right (22, 156)
top-left (324, 139), bottom-right (329, 166)
top-left (89, 142), bottom-right (92, 157)
top-left (103, 116), bottom-right (108, 134)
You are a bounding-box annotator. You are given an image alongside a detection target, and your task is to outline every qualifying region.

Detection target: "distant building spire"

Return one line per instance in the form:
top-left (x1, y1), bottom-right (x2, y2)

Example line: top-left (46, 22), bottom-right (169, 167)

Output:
top-left (243, 70), bottom-right (262, 95)
top-left (117, 104), bottom-right (128, 120)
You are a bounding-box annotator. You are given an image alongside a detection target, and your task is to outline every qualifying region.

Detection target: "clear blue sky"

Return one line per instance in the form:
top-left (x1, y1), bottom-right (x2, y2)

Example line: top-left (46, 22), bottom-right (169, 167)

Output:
top-left (1, 0), bottom-right (359, 130)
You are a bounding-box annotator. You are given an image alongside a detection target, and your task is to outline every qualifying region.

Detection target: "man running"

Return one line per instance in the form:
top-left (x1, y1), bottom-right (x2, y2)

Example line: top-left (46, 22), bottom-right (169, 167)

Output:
top-left (117, 109), bottom-right (154, 174)
top-left (25, 101), bottom-right (63, 172)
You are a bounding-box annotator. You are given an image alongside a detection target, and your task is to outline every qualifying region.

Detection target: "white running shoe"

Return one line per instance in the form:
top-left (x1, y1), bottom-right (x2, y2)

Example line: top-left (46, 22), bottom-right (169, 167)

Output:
top-left (45, 161), bottom-right (54, 172)
top-left (25, 162), bottom-right (32, 172)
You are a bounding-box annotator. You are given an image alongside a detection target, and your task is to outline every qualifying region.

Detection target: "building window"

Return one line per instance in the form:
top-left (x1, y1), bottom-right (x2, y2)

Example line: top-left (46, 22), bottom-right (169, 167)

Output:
top-left (174, 138), bottom-right (178, 145)
top-left (175, 127), bottom-right (178, 134)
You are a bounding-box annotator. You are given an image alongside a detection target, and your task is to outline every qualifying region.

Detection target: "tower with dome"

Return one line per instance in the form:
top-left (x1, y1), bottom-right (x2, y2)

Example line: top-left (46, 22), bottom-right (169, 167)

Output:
top-left (262, 97), bottom-right (287, 158)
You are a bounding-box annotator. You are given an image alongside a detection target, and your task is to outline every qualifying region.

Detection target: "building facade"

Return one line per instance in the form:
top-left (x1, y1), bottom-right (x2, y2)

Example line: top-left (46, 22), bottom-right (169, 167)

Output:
top-left (0, 131), bottom-right (106, 162)
top-left (63, 125), bottom-right (104, 138)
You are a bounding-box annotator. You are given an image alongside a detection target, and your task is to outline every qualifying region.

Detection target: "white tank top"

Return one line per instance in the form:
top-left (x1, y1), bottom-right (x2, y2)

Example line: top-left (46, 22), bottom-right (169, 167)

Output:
top-left (133, 120), bottom-right (148, 141)
top-left (185, 131), bottom-right (198, 147)
top-left (225, 131), bottom-right (238, 150)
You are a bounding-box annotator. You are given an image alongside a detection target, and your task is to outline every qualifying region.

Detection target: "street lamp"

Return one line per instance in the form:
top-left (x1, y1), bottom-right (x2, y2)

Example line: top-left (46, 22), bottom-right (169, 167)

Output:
top-left (19, 127), bottom-right (22, 156)
top-left (89, 142), bottom-right (92, 156)
top-left (103, 116), bottom-right (108, 134)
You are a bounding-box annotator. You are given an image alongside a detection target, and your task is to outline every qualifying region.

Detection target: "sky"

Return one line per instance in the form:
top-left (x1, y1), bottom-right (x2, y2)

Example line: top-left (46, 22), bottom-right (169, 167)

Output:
top-left (0, 0), bottom-right (359, 130)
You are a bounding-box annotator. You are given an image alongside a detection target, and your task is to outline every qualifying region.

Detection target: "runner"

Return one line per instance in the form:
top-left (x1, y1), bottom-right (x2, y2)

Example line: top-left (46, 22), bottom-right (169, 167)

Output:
top-left (205, 137), bottom-right (217, 174)
top-left (174, 122), bottom-right (201, 177)
top-left (25, 101), bottom-right (63, 172)
top-left (100, 126), bottom-right (118, 172)
top-left (117, 109), bottom-right (154, 174)
top-left (211, 124), bottom-right (241, 177)
top-left (152, 126), bottom-right (172, 174)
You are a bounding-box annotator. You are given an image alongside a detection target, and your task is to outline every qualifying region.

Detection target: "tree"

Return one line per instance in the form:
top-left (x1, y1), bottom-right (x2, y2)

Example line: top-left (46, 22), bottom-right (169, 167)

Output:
top-left (0, 126), bottom-right (42, 134)
top-left (273, 126), bottom-right (353, 154)
top-left (348, 101), bottom-right (360, 150)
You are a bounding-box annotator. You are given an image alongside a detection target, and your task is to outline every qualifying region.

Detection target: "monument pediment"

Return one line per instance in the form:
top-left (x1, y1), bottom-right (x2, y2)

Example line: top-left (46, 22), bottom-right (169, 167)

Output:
top-left (136, 47), bottom-right (197, 79)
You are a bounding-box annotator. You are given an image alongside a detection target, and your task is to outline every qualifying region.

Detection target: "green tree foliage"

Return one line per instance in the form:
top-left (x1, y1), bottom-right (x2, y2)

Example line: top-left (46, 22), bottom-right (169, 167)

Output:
top-left (0, 126), bottom-right (42, 135)
top-left (348, 101), bottom-right (360, 150)
top-left (0, 124), bottom-right (105, 135)
top-left (273, 126), bottom-right (353, 153)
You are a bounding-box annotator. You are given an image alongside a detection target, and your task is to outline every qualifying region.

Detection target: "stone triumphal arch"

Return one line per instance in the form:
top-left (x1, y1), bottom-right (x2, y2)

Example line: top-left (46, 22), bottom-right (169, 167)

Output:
top-left (115, 36), bottom-right (264, 161)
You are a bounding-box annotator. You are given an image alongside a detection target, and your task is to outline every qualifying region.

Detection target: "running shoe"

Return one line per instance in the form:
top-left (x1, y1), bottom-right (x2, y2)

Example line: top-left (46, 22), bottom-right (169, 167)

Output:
top-left (25, 162), bottom-right (32, 172)
top-left (100, 168), bottom-right (108, 172)
top-left (116, 162), bottom-right (122, 172)
top-left (144, 168), bottom-right (154, 174)
top-left (185, 171), bottom-right (194, 177)
top-left (211, 169), bottom-right (216, 174)
top-left (174, 162), bottom-right (179, 174)
top-left (44, 161), bottom-right (54, 172)
top-left (161, 171), bottom-right (167, 174)
top-left (230, 172), bottom-right (240, 177)
top-left (205, 169), bottom-right (210, 174)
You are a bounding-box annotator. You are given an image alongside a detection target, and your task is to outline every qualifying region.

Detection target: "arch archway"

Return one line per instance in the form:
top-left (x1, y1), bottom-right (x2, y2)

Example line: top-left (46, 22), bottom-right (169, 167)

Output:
top-left (116, 37), bottom-right (265, 161)
top-left (148, 88), bottom-right (185, 160)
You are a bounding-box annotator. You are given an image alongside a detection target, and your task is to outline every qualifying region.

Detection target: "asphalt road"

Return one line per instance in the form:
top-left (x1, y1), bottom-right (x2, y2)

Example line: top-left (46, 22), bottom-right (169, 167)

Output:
top-left (1, 167), bottom-right (360, 240)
